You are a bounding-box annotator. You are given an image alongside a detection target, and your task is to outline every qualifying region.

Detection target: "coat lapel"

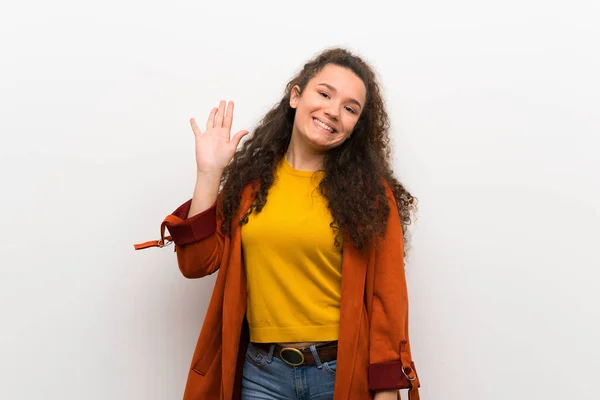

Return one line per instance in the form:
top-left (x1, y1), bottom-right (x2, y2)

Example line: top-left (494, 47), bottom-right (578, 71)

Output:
top-left (221, 186), bottom-right (256, 400)
top-left (335, 238), bottom-right (370, 399)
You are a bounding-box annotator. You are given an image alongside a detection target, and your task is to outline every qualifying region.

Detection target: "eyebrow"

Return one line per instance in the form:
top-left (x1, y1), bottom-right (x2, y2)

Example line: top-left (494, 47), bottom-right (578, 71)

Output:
top-left (317, 83), bottom-right (363, 110)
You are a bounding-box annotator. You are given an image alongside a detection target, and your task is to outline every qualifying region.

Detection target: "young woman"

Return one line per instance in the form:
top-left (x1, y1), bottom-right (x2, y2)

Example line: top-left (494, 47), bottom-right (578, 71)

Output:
top-left (135, 48), bottom-right (420, 400)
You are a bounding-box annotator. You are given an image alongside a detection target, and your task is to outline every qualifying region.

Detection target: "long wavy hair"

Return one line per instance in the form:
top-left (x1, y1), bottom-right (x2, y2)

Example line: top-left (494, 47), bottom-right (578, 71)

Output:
top-left (220, 48), bottom-right (417, 253)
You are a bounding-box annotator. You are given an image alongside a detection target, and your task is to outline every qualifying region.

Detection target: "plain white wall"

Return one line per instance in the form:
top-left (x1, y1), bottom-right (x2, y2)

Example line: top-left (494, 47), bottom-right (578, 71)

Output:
top-left (1, 0), bottom-right (598, 399)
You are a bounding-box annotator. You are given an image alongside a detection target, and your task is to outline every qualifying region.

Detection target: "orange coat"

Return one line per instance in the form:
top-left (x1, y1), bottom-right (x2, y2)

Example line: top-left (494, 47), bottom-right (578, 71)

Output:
top-left (135, 182), bottom-right (420, 400)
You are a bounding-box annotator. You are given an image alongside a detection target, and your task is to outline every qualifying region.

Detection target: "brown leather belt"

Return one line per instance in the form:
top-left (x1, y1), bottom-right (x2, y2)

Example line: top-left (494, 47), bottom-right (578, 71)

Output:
top-left (252, 341), bottom-right (338, 366)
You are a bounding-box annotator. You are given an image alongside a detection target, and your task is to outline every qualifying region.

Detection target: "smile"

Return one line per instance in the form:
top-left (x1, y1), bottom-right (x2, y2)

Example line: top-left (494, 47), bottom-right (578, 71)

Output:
top-left (313, 118), bottom-right (336, 134)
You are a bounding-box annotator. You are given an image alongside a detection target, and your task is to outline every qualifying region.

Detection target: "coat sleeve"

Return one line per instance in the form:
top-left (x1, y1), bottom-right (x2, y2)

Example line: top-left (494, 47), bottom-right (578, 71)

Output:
top-left (133, 195), bottom-right (226, 279)
top-left (367, 185), bottom-right (420, 398)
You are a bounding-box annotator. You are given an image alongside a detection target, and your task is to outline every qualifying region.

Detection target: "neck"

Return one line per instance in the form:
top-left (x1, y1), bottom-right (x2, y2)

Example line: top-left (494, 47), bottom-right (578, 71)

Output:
top-left (285, 133), bottom-right (325, 172)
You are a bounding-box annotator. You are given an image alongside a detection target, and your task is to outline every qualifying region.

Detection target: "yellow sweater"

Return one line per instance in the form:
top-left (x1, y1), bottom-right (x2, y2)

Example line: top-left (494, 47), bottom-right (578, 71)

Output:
top-left (241, 157), bottom-right (343, 343)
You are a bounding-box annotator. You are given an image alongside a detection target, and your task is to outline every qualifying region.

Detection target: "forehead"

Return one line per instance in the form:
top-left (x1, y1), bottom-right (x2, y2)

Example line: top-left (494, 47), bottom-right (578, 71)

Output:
top-left (308, 64), bottom-right (367, 104)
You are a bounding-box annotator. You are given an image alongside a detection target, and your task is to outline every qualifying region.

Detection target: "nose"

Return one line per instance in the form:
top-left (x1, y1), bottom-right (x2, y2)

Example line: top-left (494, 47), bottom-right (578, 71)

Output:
top-left (325, 104), bottom-right (340, 120)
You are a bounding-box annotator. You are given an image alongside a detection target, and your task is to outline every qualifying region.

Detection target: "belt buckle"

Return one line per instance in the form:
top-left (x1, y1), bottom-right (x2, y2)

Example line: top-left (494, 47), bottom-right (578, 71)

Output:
top-left (280, 347), bottom-right (305, 366)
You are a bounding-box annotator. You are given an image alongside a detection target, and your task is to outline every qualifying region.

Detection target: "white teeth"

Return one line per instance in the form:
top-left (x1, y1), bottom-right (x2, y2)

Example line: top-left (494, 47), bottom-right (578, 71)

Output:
top-left (314, 118), bottom-right (334, 132)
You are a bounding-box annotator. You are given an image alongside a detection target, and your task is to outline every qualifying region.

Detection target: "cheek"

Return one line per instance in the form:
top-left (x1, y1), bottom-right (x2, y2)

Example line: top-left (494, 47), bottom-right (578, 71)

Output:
top-left (343, 116), bottom-right (360, 133)
top-left (307, 94), bottom-right (329, 111)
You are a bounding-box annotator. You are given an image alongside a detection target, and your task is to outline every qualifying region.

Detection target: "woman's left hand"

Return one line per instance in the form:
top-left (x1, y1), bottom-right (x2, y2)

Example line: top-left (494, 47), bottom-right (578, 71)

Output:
top-left (374, 389), bottom-right (398, 400)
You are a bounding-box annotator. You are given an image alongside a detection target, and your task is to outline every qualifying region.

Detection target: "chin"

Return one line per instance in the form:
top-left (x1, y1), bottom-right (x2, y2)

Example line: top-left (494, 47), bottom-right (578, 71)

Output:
top-left (306, 134), bottom-right (340, 150)
top-left (316, 141), bottom-right (344, 152)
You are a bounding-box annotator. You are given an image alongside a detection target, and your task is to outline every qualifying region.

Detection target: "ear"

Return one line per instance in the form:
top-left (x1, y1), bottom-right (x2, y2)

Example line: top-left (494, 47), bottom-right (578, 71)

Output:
top-left (289, 85), bottom-right (301, 109)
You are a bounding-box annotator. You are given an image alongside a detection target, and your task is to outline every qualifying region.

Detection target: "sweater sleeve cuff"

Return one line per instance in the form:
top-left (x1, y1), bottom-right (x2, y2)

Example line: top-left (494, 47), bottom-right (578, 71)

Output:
top-left (368, 360), bottom-right (419, 391)
top-left (165, 199), bottom-right (217, 246)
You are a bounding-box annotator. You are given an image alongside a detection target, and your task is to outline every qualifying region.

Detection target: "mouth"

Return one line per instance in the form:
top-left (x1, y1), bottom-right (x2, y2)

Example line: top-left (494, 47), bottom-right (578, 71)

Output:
top-left (313, 117), bottom-right (337, 134)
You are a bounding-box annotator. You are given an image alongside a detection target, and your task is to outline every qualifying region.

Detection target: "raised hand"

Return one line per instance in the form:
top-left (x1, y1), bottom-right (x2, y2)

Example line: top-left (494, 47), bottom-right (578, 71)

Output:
top-left (190, 100), bottom-right (249, 173)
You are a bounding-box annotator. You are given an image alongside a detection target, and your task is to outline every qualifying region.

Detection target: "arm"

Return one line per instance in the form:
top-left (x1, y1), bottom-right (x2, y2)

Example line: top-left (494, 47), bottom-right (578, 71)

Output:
top-left (374, 390), bottom-right (399, 400)
top-left (171, 99), bottom-right (248, 278)
top-left (133, 100), bottom-right (248, 277)
top-left (368, 185), bottom-right (420, 399)
top-left (168, 168), bottom-right (225, 278)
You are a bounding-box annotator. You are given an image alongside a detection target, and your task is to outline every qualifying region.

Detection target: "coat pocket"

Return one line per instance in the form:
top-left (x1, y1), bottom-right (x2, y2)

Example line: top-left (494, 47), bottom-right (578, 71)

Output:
top-left (192, 345), bottom-right (222, 376)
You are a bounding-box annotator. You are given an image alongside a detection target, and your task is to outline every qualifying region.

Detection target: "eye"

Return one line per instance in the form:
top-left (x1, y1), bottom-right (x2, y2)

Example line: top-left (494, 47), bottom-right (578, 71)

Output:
top-left (344, 106), bottom-right (356, 114)
top-left (319, 91), bottom-right (330, 99)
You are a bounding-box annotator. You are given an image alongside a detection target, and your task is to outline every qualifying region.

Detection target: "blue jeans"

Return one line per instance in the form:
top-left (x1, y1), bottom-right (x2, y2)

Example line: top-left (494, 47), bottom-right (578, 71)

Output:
top-left (241, 342), bottom-right (337, 400)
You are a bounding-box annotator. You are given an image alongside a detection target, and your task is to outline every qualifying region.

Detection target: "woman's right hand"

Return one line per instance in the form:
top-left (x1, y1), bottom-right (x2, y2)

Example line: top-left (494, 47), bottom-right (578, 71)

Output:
top-left (190, 100), bottom-right (249, 173)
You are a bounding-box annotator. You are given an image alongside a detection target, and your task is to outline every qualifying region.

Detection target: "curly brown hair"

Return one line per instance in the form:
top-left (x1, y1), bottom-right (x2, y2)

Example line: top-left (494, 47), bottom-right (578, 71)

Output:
top-left (220, 47), bottom-right (417, 253)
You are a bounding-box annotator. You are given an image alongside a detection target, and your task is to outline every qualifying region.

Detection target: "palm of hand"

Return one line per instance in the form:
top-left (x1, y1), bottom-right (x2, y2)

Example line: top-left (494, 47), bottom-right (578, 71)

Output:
top-left (190, 100), bottom-right (249, 172)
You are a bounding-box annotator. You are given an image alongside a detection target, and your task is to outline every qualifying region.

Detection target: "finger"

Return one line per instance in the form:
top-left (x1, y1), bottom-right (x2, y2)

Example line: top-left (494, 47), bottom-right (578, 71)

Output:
top-left (231, 129), bottom-right (250, 148)
top-left (206, 107), bottom-right (218, 130)
top-left (223, 101), bottom-right (234, 130)
top-left (190, 118), bottom-right (202, 136)
top-left (215, 100), bottom-right (226, 128)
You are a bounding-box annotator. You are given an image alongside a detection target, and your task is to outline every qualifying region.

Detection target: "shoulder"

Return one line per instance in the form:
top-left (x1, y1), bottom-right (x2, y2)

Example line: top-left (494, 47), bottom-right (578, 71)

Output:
top-left (380, 179), bottom-right (398, 208)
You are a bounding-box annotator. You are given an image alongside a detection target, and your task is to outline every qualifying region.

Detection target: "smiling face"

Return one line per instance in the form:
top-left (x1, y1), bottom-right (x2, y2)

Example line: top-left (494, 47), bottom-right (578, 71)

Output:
top-left (289, 64), bottom-right (367, 153)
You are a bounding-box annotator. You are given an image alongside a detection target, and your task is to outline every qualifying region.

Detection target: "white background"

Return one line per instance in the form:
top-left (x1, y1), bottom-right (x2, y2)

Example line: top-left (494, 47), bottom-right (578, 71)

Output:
top-left (1, 0), bottom-right (598, 399)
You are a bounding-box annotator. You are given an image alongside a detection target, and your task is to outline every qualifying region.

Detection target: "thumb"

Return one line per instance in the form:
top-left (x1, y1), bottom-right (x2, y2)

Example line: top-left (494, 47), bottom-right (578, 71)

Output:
top-left (231, 130), bottom-right (250, 149)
